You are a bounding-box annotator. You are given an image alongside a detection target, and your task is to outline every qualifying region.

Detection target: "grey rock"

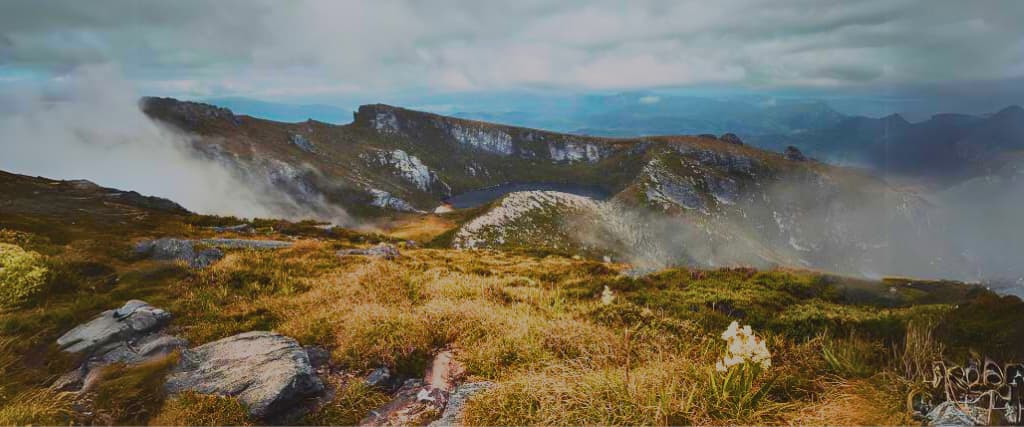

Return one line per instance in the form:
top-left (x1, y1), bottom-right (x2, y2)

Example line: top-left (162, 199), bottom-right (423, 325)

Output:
top-left (54, 300), bottom-right (186, 391)
top-left (719, 133), bottom-right (744, 145)
top-left (57, 300), bottom-right (172, 354)
top-left (429, 382), bottom-right (494, 427)
top-left (165, 331), bottom-right (324, 419)
top-left (133, 238), bottom-right (223, 268)
top-left (705, 175), bottom-right (739, 205)
top-left (194, 247), bottom-right (225, 268)
top-left (208, 224), bottom-right (254, 233)
top-left (785, 145), bottom-right (807, 161)
top-left (925, 401), bottom-right (986, 426)
top-left (304, 345), bottom-right (331, 370)
top-left (365, 367), bottom-right (392, 389)
top-left (337, 243), bottom-right (401, 260)
top-left (289, 134), bottom-right (315, 153)
top-left (201, 238), bottom-right (294, 249)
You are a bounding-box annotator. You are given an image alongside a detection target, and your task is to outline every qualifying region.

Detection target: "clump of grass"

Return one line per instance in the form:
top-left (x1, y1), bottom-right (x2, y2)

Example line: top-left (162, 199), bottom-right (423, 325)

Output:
top-left (302, 380), bottom-right (389, 426)
top-left (820, 332), bottom-right (886, 378)
top-left (0, 387), bottom-right (76, 426)
top-left (149, 391), bottom-right (252, 426)
top-left (91, 353), bottom-right (180, 425)
top-left (894, 319), bottom-right (945, 382)
top-left (0, 243), bottom-right (52, 309)
top-left (793, 375), bottom-right (913, 425)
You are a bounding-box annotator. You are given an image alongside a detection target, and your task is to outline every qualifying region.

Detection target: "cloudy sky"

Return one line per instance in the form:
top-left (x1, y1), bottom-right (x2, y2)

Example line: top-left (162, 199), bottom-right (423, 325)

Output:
top-left (1, 0), bottom-right (1023, 115)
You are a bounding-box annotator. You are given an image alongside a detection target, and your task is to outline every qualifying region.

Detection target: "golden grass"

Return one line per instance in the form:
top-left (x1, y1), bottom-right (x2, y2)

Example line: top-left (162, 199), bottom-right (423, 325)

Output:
top-left (301, 379), bottom-right (389, 426)
top-left (0, 222), bottom-right (986, 426)
top-left (149, 391), bottom-right (252, 426)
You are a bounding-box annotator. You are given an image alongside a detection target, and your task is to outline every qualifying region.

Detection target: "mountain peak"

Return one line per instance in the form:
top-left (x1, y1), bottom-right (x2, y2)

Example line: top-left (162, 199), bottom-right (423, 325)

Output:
top-left (993, 105), bottom-right (1024, 118)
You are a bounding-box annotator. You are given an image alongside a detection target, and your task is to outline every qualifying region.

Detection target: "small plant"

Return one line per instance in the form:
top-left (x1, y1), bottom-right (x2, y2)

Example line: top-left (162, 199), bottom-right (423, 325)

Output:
top-left (708, 321), bottom-right (780, 422)
top-left (716, 321), bottom-right (771, 371)
top-left (601, 285), bottom-right (616, 305)
top-left (0, 243), bottom-right (51, 309)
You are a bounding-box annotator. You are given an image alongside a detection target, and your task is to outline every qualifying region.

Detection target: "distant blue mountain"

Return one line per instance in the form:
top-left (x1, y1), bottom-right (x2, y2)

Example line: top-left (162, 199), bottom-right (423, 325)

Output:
top-left (199, 97), bottom-right (354, 123)
top-left (197, 93), bottom-right (848, 139)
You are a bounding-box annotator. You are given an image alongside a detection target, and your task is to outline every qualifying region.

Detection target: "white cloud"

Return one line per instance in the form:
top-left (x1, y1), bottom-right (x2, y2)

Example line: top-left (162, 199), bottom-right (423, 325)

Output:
top-left (0, 0), bottom-right (1022, 96)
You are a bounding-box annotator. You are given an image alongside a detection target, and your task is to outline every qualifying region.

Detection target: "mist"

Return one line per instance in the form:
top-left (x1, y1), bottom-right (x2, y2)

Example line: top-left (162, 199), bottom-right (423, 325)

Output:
top-left (0, 66), bottom-right (351, 224)
top-left (572, 169), bottom-right (1024, 296)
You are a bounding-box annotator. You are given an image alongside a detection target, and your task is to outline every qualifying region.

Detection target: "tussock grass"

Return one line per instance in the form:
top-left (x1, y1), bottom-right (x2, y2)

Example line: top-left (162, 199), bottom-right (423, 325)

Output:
top-left (0, 215), bottom-right (1014, 425)
top-left (150, 391), bottom-right (252, 426)
top-left (301, 380), bottom-right (388, 426)
top-left (91, 353), bottom-right (181, 425)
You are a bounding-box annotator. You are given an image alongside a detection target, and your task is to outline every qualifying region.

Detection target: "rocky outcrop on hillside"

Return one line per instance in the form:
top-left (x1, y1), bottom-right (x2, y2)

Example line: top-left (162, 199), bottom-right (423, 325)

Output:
top-left (352, 104), bottom-right (620, 164)
top-left (133, 237), bottom-right (294, 268)
top-left (337, 243), bottom-right (401, 260)
top-left (133, 238), bottom-right (224, 268)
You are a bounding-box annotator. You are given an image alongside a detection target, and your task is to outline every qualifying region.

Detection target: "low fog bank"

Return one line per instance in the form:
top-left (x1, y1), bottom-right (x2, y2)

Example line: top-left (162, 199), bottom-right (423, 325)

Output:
top-left (0, 66), bottom-right (351, 225)
top-left (578, 173), bottom-right (1024, 297)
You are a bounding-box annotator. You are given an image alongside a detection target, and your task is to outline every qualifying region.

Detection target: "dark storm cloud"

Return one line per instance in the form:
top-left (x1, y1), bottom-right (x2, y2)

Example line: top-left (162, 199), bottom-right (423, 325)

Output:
top-left (0, 0), bottom-right (1022, 95)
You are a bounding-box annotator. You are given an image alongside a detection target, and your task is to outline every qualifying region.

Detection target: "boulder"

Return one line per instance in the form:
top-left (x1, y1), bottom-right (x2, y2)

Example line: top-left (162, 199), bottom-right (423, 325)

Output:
top-left (365, 367), bottom-right (393, 389)
top-left (57, 300), bottom-right (173, 354)
top-left (925, 401), bottom-right (986, 426)
top-left (784, 145), bottom-right (807, 161)
top-left (54, 300), bottom-right (186, 391)
top-left (201, 238), bottom-right (293, 249)
top-left (133, 238), bottom-right (223, 268)
top-left (337, 243), bottom-right (401, 260)
top-left (165, 331), bottom-right (324, 420)
top-left (428, 382), bottom-right (494, 427)
top-left (719, 133), bottom-right (744, 145)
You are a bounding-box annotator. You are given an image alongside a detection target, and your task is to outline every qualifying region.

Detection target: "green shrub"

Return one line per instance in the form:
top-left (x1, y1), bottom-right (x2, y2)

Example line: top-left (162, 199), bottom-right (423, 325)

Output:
top-left (0, 243), bottom-right (51, 309)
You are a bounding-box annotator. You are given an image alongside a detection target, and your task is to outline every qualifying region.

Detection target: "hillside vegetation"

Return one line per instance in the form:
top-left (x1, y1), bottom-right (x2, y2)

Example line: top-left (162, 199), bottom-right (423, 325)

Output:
top-left (2, 169), bottom-right (1022, 425)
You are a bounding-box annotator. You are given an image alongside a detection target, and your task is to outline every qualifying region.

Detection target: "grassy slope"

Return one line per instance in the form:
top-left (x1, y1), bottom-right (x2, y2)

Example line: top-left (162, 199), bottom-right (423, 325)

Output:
top-left (2, 170), bottom-right (1022, 425)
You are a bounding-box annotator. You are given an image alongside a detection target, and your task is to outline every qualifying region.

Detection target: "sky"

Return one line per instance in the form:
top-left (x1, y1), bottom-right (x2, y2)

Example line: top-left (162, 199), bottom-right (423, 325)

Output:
top-left (1, 0), bottom-right (1024, 117)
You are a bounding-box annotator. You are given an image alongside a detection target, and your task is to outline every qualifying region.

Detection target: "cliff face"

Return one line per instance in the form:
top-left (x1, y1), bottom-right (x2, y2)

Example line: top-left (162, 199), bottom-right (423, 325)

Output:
top-left (139, 97), bottom-right (949, 275)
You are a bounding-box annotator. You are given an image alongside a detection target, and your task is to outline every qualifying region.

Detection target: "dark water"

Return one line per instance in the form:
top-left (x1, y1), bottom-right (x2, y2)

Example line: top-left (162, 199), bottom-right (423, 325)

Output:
top-left (444, 182), bottom-right (611, 209)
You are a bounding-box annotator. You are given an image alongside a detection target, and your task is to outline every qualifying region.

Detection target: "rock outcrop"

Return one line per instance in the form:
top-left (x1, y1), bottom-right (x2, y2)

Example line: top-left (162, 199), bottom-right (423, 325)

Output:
top-left (134, 238), bottom-right (295, 268)
top-left (362, 350), bottom-right (466, 426)
top-left (133, 238), bottom-right (223, 268)
top-left (54, 300), bottom-right (186, 391)
top-left (428, 382), bottom-right (494, 427)
top-left (337, 243), bottom-right (401, 260)
top-left (719, 133), bottom-right (744, 145)
top-left (201, 238), bottom-right (293, 249)
top-left (784, 145), bottom-right (807, 161)
top-left (165, 331), bottom-right (324, 420)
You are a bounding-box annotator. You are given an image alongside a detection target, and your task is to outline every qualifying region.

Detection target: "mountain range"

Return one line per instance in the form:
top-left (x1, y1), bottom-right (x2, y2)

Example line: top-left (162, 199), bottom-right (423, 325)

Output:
top-left (133, 96), bottom-right (1024, 286)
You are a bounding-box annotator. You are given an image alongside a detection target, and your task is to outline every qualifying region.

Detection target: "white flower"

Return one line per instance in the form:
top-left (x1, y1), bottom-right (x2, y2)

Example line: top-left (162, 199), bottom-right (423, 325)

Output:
top-left (716, 321), bottom-right (772, 371)
top-left (601, 285), bottom-right (615, 305)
